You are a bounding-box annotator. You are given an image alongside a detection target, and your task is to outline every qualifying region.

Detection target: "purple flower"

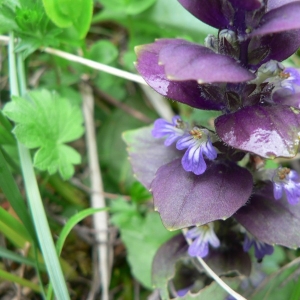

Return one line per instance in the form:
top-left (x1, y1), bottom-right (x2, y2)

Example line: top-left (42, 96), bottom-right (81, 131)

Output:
top-left (272, 167), bottom-right (300, 205)
top-left (152, 115), bottom-right (187, 146)
top-left (280, 68), bottom-right (300, 93)
top-left (186, 223), bottom-right (220, 258)
top-left (176, 128), bottom-right (217, 175)
top-left (177, 286), bottom-right (191, 297)
top-left (135, 1), bottom-right (300, 160)
top-left (124, 0), bottom-right (300, 254)
top-left (243, 232), bottom-right (274, 260)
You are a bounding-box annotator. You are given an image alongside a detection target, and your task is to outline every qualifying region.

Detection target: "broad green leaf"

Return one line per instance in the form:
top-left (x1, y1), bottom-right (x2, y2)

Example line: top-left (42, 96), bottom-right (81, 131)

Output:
top-left (180, 278), bottom-right (241, 300)
top-left (98, 0), bottom-right (157, 15)
top-left (97, 92), bottom-right (156, 192)
top-left (3, 89), bottom-right (84, 179)
top-left (111, 199), bottom-right (178, 288)
top-left (43, 0), bottom-right (93, 38)
top-left (88, 40), bottom-right (119, 65)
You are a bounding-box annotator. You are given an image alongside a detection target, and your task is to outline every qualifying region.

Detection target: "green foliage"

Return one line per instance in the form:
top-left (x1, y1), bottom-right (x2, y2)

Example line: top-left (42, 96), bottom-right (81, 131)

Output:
top-left (97, 0), bottom-right (157, 15)
top-left (3, 89), bottom-right (84, 179)
top-left (251, 263), bottom-right (300, 300)
top-left (111, 198), bottom-right (178, 289)
top-left (88, 40), bottom-right (119, 64)
top-left (42, 0), bottom-right (93, 38)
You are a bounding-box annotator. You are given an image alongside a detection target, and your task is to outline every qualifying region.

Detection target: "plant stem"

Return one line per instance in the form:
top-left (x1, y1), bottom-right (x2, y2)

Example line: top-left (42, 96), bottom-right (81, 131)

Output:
top-left (8, 32), bottom-right (70, 300)
top-left (80, 82), bottom-right (109, 300)
top-left (182, 228), bottom-right (247, 300)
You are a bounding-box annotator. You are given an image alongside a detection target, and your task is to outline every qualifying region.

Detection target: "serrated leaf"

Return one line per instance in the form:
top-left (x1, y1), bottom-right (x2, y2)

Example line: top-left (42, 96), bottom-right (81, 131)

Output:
top-left (3, 89), bottom-right (84, 179)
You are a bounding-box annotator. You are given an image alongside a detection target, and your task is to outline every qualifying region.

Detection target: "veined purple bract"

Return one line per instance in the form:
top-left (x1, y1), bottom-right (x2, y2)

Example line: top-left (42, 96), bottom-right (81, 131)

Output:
top-left (123, 0), bottom-right (300, 293)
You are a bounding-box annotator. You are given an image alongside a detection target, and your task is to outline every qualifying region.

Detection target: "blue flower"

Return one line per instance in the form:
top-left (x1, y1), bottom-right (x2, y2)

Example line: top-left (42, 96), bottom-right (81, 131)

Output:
top-left (186, 223), bottom-right (220, 258)
top-left (243, 233), bottom-right (274, 260)
top-left (176, 127), bottom-right (217, 175)
top-left (272, 167), bottom-right (300, 205)
top-left (280, 68), bottom-right (300, 93)
top-left (152, 115), bottom-right (188, 146)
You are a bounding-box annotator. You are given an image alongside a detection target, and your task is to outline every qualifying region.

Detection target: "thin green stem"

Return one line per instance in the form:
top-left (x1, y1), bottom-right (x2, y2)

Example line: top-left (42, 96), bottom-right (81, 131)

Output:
top-left (8, 32), bottom-right (70, 300)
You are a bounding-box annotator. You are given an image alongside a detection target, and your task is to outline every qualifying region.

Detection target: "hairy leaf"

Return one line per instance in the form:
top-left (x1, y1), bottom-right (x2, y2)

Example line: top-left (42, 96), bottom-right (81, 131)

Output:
top-left (152, 159), bottom-right (253, 230)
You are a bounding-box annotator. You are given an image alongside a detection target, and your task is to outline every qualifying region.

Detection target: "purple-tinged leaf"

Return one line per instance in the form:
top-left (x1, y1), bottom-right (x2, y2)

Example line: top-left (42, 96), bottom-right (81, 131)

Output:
top-left (135, 40), bottom-right (223, 110)
top-left (267, 0), bottom-right (299, 11)
top-left (178, 0), bottom-right (232, 29)
top-left (151, 159), bottom-right (253, 230)
top-left (152, 234), bottom-right (188, 298)
top-left (257, 30), bottom-right (300, 64)
top-left (235, 184), bottom-right (300, 248)
top-left (215, 105), bottom-right (300, 159)
top-left (252, 2), bottom-right (300, 37)
top-left (158, 39), bottom-right (255, 83)
top-left (123, 126), bottom-right (181, 189)
top-left (229, 0), bottom-right (262, 10)
top-left (273, 91), bottom-right (300, 108)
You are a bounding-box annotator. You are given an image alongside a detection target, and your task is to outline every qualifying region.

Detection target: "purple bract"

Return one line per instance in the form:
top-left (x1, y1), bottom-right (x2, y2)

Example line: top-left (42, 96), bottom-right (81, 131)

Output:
top-left (124, 0), bottom-right (300, 282)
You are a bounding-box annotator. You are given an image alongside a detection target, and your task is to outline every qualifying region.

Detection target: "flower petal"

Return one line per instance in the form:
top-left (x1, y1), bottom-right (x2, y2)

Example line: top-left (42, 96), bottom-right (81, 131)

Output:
top-left (151, 159), bottom-right (253, 230)
top-left (158, 39), bottom-right (255, 83)
top-left (215, 105), bottom-right (300, 158)
top-left (178, 0), bottom-right (232, 29)
top-left (267, 0), bottom-right (298, 11)
top-left (135, 40), bottom-right (223, 110)
top-left (249, 30), bottom-right (300, 67)
top-left (189, 237), bottom-right (209, 257)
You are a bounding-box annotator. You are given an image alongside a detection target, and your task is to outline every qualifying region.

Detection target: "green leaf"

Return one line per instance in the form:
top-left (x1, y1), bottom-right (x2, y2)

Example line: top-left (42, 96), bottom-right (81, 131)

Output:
top-left (3, 89), bottom-right (84, 179)
top-left (0, 4), bottom-right (17, 34)
top-left (111, 199), bottom-right (178, 289)
top-left (88, 40), bottom-right (119, 64)
top-left (179, 278), bottom-right (241, 300)
top-left (0, 148), bottom-right (36, 241)
top-left (0, 246), bottom-right (45, 271)
top-left (251, 264), bottom-right (300, 300)
top-left (56, 207), bottom-right (107, 255)
top-left (43, 0), bottom-right (93, 38)
top-left (0, 268), bottom-right (41, 293)
top-left (98, 0), bottom-right (157, 15)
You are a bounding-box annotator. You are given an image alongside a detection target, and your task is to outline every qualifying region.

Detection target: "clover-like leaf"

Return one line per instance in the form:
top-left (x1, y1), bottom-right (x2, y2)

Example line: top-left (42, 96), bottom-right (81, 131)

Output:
top-left (3, 89), bottom-right (84, 180)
